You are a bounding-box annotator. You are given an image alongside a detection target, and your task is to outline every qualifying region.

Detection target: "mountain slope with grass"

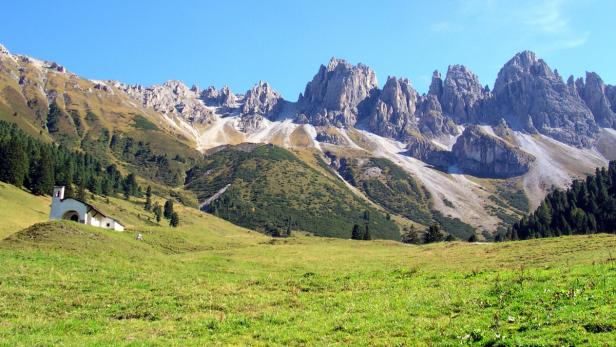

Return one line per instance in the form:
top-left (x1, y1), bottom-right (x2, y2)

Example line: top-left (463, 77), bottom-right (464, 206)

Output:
top-left (185, 143), bottom-right (400, 239)
top-left (0, 48), bottom-right (201, 187)
top-left (0, 184), bottom-right (615, 345)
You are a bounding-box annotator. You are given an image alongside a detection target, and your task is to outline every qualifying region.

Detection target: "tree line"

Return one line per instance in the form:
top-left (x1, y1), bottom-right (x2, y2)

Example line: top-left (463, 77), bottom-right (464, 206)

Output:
top-left (0, 120), bottom-right (139, 199)
top-left (507, 161), bottom-right (616, 240)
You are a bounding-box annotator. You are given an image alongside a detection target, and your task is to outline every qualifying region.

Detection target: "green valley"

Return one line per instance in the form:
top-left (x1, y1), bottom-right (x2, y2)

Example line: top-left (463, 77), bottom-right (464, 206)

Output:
top-left (0, 183), bottom-right (615, 345)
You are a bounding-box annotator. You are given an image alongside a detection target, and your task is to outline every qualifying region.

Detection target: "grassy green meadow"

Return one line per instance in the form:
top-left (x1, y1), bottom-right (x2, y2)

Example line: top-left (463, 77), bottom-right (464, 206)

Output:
top-left (0, 183), bottom-right (615, 346)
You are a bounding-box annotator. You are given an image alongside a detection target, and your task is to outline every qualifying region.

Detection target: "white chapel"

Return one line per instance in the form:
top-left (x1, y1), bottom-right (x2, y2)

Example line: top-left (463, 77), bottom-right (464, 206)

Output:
top-left (49, 186), bottom-right (125, 231)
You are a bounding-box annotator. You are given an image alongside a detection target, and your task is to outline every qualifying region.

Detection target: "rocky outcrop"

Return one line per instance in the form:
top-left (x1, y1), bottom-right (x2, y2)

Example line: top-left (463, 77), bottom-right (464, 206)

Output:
top-left (415, 95), bottom-right (459, 138)
top-left (367, 76), bottom-right (418, 140)
top-left (607, 85), bottom-right (616, 113)
top-left (451, 125), bottom-right (535, 177)
top-left (241, 81), bottom-right (282, 118)
top-left (404, 136), bottom-right (453, 168)
top-left (440, 65), bottom-right (490, 123)
top-left (298, 57), bottom-right (378, 127)
top-left (119, 80), bottom-right (215, 124)
top-left (404, 125), bottom-right (534, 178)
top-left (315, 128), bottom-right (349, 146)
top-left (576, 72), bottom-right (615, 128)
top-left (428, 70), bottom-right (443, 99)
top-left (201, 85), bottom-right (239, 108)
top-left (493, 51), bottom-right (597, 147)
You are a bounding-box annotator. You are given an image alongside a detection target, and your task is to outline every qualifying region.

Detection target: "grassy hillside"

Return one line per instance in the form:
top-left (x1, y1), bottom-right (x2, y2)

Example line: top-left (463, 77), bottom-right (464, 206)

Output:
top-left (0, 182), bottom-right (49, 238)
top-left (0, 55), bottom-right (201, 187)
top-left (0, 210), bottom-right (615, 345)
top-left (186, 144), bottom-right (400, 239)
top-left (333, 155), bottom-right (433, 224)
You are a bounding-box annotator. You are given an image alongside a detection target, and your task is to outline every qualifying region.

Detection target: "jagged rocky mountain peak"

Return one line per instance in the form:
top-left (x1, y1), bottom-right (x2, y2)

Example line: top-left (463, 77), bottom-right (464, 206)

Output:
top-left (437, 64), bottom-right (489, 124)
top-left (162, 80), bottom-right (192, 94)
top-left (241, 80), bottom-right (282, 117)
top-left (298, 57), bottom-right (378, 126)
top-left (577, 71), bottom-right (615, 128)
top-left (493, 51), bottom-right (598, 147)
top-left (200, 85), bottom-right (238, 108)
top-left (428, 70), bottom-right (443, 98)
top-left (367, 76), bottom-right (418, 140)
top-left (494, 50), bottom-right (555, 86)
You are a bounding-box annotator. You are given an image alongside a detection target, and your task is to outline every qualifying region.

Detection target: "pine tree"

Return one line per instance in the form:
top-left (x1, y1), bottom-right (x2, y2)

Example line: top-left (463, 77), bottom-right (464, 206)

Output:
top-left (145, 186), bottom-right (152, 211)
top-left (362, 224), bottom-right (372, 240)
top-left (153, 203), bottom-right (162, 223)
top-left (401, 225), bottom-right (420, 244)
top-left (351, 224), bottom-right (362, 240)
top-left (423, 223), bottom-right (444, 244)
top-left (123, 173), bottom-right (137, 199)
top-left (467, 234), bottom-right (478, 242)
top-left (163, 199), bottom-right (174, 219)
top-left (169, 212), bottom-right (180, 227)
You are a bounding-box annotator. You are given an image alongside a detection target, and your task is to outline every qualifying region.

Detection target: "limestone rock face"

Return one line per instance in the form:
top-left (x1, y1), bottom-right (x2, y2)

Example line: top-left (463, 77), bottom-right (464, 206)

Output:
top-left (415, 95), bottom-right (459, 138)
top-left (607, 85), bottom-right (616, 113)
top-left (451, 125), bottom-right (535, 177)
top-left (241, 81), bottom-right (282, 118)
top-left (367, 76), bottom-right (418, 140)
top-left (404, 137), bottom-right (453, 168)
top-left (298, 57), bottom-right (378, 127)
top-left (119, 80), bottom-right (214, 124)
top-left (200, 85), bottom-right (238, 108)
top-left (493, 51), bottom-right (597, 147)
top-left (576, 72), bottom-right (615, 128)
top-left (440, 65), bottom-right (489, 123)
top-left (428, 70), bottom-right (443, 99)
top-left (404, 125), bottom-right (535, 178)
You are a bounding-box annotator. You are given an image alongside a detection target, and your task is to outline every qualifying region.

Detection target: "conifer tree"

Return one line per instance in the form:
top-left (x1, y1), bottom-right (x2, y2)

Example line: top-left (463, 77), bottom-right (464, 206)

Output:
top-left (401, 225), bottom-right (420, 244)
top-left (169, 212), bottom-right (180, 227)
top-left (363, 224), bottom-right (372, 240)
top-left (145, 186), bottom-right (152, 211)
top-left (351, 224), bottom-right (362, 240)
top-left (163, 199), bottom-right (174, 219)
top-left (423, 223), bottom-right (444, 244)
top-left (153, 203), bottom-right (162, 223)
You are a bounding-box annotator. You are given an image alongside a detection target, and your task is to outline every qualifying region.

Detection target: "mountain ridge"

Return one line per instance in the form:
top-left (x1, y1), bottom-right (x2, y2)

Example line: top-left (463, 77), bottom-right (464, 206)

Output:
top-left (1, 43), bottom-right (614, 237)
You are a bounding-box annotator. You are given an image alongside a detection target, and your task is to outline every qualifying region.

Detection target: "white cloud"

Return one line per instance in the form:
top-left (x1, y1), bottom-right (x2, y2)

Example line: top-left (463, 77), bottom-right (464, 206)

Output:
top-left (453, 0), bottom-right (589, 51)
top-left (524, 0), bottom-right (569, 34)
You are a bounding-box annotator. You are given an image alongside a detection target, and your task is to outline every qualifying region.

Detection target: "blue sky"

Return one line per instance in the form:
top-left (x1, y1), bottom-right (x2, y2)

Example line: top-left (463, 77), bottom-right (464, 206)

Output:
top-left (1, 0), bottom-right (614, 98)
